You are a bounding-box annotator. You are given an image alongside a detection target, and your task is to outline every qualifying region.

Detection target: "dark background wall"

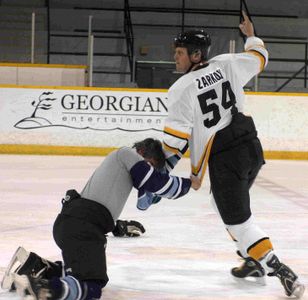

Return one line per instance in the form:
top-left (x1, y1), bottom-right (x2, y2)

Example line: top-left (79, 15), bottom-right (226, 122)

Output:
top-left (1, 0), bottom-right (308, 92)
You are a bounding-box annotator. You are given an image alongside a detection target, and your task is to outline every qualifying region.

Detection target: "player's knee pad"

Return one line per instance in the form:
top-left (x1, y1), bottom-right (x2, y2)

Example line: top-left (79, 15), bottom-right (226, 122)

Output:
top-left (210, 193), bottom-right (250, 225)
top-left (226, 216), bottom-right (273, 260)
top-left (210, 185), bottom-right (251, 225)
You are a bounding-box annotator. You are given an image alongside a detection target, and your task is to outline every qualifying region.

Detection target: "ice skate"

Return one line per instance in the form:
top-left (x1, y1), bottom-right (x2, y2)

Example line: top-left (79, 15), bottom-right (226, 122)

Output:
top-left (13, 273), bottom-right (58, 300)
top-left (231, 256), bottom-right (266, 286)
top-left (266, 254), bottom-right (305, 298)
top-left (1, 246), bottom-right (62, 291)
top-left (1, 246), bottom-right (30, 290)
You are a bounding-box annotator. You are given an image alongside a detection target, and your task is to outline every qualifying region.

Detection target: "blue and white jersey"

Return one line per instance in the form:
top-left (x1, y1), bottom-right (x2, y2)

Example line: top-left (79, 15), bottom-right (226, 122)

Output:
top-left (131, 159), bottom-right (191, 210)
top-left (131, 160), bottom-right (191, 199)
top-left (81, 147), bottom-right (191, 220)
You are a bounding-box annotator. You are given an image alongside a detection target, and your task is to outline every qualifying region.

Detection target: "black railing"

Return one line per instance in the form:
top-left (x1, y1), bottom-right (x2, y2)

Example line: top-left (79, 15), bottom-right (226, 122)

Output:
top-left (124, 0), bottom-right (134, 82)
top-left (46, 0), bottom-right (50, 63)
top-left (240, 0), bottom-right (308, 92)
top-left (45, 0), bottom-right (308, 90)
top-left (260, 40), bottom-right (308, 91)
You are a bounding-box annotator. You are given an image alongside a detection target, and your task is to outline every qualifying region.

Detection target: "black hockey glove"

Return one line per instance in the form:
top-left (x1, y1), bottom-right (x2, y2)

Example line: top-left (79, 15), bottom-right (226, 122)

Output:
top-left (112, 220), bottom-right (146, 237)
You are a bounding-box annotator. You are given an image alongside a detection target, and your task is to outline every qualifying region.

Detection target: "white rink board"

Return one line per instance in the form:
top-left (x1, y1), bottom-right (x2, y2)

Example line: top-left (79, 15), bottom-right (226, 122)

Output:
top-left (245, 93), bottom-right (308, 151)
top-left (0, 86), bottom-right (307, 151)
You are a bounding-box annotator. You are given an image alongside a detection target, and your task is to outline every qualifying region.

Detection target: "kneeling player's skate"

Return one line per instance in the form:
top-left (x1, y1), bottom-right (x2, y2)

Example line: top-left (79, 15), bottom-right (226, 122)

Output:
top-left (1, 246), bottom-right (62, 291)
top-left (266, 254), bottom-right (305, 299)
top-left (231, 255), bottom-right (266, 286)
top-left (13, 273), bottom-right (60, 300)
top-left (1, 246), bottom-right (30, 290)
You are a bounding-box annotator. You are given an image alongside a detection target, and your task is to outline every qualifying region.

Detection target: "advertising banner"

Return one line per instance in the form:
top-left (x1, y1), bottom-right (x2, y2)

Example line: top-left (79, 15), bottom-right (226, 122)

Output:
top-left (0, 86), bottom-right (308, 153)
top-left (0, 87), bottom-right (168, 147)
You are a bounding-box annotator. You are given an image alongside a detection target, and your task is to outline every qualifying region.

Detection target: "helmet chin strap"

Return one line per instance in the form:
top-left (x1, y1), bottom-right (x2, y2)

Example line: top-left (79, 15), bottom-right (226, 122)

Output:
top-left (185, 50), bottom-right (203, 73)
top-left (185, 57), bottom-right (202, 74)
top-left (185, 62), bottom-right (194, 74)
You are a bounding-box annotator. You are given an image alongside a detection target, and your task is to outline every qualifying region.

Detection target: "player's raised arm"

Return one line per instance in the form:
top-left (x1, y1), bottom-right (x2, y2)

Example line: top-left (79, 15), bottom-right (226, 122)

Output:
top-left (239, 10), bottom-right (255, 37)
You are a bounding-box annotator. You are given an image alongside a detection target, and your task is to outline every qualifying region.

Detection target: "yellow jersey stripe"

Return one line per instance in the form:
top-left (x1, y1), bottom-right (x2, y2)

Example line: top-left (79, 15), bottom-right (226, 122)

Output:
top-left (163, 142), bottom-right (181, 155)
top-left (191, 134), bottom-right (215, 182)
top-left (199, 135), bottom-right (215, 183)
top-left (164, 126), bottom-right (191, 140)
top-left (246, 50), bottom-right (266, 72)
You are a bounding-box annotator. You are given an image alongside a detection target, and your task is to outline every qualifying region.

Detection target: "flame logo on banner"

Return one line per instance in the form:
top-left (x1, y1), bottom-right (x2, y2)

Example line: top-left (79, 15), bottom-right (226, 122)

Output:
top-left (14, 92), bottom-right (56, 129)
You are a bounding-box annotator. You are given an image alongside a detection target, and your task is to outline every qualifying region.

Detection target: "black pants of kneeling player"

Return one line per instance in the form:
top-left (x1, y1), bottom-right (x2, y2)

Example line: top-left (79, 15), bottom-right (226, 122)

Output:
top-left (209, 138), bottom-right (264, 226)
top-left (53, 214), bottom-right (109, 288)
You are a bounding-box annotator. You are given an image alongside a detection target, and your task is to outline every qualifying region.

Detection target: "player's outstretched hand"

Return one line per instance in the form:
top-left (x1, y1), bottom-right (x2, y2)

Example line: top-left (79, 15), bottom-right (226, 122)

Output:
top-left (190, 175), bottom-right (201, 190)
top-left (239, 10), bottom-right (254, 37)
top-left (112, 220), bottom-right (146, 237)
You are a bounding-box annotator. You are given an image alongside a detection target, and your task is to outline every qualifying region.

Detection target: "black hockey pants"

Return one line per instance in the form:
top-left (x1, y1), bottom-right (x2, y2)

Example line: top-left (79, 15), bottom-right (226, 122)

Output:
top-left (209, 113), bottom-right (265, 225)
top-left (53, 190), bottom-right (115, 285)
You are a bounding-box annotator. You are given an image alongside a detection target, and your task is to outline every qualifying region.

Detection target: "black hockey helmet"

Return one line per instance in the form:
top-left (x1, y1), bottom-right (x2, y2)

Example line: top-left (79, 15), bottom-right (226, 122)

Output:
top-left (174, 29), bottom-right (211, 61)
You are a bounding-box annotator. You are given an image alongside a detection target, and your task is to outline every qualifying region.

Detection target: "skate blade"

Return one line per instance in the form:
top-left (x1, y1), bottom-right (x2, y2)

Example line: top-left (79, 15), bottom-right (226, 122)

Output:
top-left (292, 281), bottom-right (305, 299)
top-left (1, 246), bottom-right (30, 289)
top-left (13, 274), bottom-right (36, 300)
top-left (232, 275), bottom-right (266, 286)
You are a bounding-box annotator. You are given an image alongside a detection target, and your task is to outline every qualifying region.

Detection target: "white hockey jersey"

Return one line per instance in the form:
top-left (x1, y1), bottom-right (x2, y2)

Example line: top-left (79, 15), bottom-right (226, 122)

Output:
top-left (163, 36), bottom-right (268, 182)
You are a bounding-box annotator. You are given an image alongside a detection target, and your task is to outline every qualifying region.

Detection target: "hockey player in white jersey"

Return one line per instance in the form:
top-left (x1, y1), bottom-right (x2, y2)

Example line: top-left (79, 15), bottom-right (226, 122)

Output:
top-left (162, 11), bottom-right (305, 298)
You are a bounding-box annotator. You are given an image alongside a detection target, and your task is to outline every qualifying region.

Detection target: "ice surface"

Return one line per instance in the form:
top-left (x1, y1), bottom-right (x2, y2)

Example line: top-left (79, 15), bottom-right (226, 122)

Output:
top-left (0, 155), bottom-right (307, 299)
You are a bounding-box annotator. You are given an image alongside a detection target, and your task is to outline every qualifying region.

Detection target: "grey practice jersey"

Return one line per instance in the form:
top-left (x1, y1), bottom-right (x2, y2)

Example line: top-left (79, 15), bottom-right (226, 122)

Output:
top-left (80, 147), bottom-right (191, 221)
top-left (80, 147), bottom-right (143, 221)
